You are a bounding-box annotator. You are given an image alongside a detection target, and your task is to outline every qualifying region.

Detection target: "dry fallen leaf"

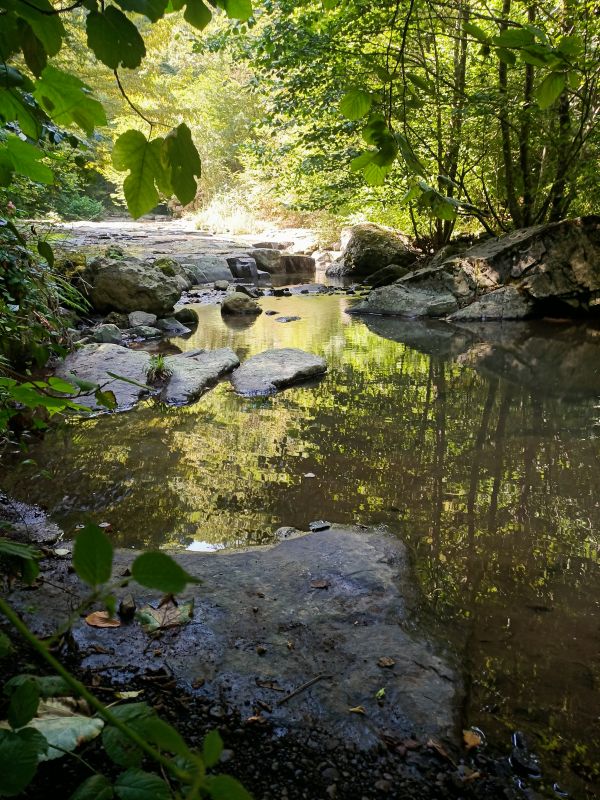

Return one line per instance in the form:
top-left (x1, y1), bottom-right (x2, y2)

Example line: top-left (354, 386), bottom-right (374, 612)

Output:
top-left (136, 598), bottom-right (194, 633)
top-left (310, 579), bottom-right (330, 589)
top-left (85, 611), bottom-right (121, 628)
top-left (463, 729), bottom-right (483, 750)
top-left (114, 690), bottom-right (143, 700)
top-left (377, 656), bottom-right (396, 668)
top-left (427, 737), bottom-right (455, 765)
top-left (349, 705), bottom-right (366, 715)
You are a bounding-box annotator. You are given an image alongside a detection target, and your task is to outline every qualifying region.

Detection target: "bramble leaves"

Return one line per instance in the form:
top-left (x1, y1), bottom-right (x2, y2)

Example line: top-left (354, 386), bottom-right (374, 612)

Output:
top-left (72, 524), bottom-right (114, 587)
top-left (0, 728), bottom-right (47, 796)
top-left (86, 8), bottom-right (147, 70)
top-left (203, 729), bottom-right (223, 767)
top-left (131, 551), bottom-right (199, 593)
top-left (7, 678), bottom-right (39, 730)
top-left (114, 768), bottom-right (170, 800)
top-left (112, 131), bottom-right (168, 219)
top-left (34, 66), bottom-right (107, 136)
top-left (340, 88), bottom-right (372, 120)
top-left (163, 123), bottom-right (202, 206)
top-left (71, 774), bottom-right (115, 800)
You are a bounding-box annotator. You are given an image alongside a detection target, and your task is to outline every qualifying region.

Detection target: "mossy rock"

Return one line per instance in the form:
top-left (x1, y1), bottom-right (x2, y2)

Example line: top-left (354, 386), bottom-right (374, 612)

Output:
top-left (155, 257), bottom-right (178, 278)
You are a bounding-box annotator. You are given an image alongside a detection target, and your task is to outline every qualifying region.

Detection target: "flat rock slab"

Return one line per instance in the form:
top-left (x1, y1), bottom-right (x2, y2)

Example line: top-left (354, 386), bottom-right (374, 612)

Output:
top-left (56, 343), bottom-right (151, 411)
top-left (9, 525), bottom-right (460, 749)
top-left (162, 348), bottom-right (240, 404)
top-left (231, 348), bottom-right (327, 396)
top-left (350, 285), bottom-right (458, 317)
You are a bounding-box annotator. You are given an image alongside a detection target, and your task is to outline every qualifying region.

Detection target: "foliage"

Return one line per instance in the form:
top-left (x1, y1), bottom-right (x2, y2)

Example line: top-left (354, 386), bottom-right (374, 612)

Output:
top-left (0, 524), bottom-right (252, 799)
top-left (146, 354), bottom-right (172, 385)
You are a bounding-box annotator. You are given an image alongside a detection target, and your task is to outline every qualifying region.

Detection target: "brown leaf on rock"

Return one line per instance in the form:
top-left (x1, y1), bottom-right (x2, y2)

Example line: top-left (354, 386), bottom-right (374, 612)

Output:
top-left (427, 737), bottom-right (455, 765)
top-left (310, 579), bottom-right (330, 589)
top-left (377, 656), bottom-right (396, 668)
top-left (136, 598), bottom-right (194, 633)
top-left (85, 611), bottom-right (121, 628)
top-left (463, 729), bottom-right (483, 750)
top-left (349, 705), bottom-right (366, 715)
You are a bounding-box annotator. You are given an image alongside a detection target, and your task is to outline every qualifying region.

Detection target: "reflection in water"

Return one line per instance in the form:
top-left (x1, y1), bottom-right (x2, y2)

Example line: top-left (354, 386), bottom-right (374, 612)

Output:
top-left (3, 296), bottom-right (600, 796)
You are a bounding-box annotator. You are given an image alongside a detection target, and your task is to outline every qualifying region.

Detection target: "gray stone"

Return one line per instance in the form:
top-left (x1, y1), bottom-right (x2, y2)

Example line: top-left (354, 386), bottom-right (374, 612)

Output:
top-left (128, 311), bottom-right (157, 328)
top-left (252, 241), bottom-right (290, 250)
top-left (82, 256), bottom-right (181, 315)
top-left (234, 284), bottom-right (261, 299)
top-left (91, 323), bottom-right (123, 345)
top-left (183, 256), bottom-right (233, 284)
top-left (155, 317), bottom-right (192, 336)
top-left (276, 316), bottom-right (301, 323)
top-left (231, 348), bottom-right (327, 396)
top-left (449, 286), bottom-right (535, 321)
top-left (365, 263), bottom-right (411, 288)
top-left (350, 285), bottom-right (458, 317)
top-left (127, 325), bottom-right (163, 339)
top-left (151, 257), bottom-right (192, 291)
top-left (173, 307), bottom-right (199, 325)
top-left (221, 293), bottom-right (263, 316)
top-left (0, 495), bottom-right (62, 545)
top-left (15, 525), bottom-right (460, 749)
top-left (55, 343), bottom-right (151, 410)
top-left (214, 280), bottom-right (230, 291)
top-left (226, 255), bottom-right (259, 281)
top-left (103, 311), bottom-right (129, 329)
top-left (251, 248), bottom-right (285, 273)
top-left (162, 349), bottom-right (240, 405)
top-left (327, 223), bottom-right (419, 277)
top-left (281, 254), bottom-right (316, 275)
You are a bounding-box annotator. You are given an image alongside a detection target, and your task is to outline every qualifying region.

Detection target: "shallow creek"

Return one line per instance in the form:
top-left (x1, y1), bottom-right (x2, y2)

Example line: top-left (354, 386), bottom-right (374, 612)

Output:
top-left (3, 292), bottom-right (600, 796)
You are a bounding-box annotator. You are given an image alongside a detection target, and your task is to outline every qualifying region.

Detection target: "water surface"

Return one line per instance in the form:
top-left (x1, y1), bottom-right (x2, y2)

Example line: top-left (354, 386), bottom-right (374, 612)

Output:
top-left (3, 294), bottom-right (600, 797)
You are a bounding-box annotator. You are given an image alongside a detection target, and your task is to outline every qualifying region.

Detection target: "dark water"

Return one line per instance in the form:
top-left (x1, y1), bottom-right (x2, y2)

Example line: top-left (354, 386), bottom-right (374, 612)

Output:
top-left (3, 294), bottom-right (600, 796)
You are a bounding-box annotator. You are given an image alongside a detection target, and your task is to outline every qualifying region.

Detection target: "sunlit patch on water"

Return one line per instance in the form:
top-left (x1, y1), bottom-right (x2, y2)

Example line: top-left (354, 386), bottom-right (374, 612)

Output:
top-left (2, 294), bottom-right (600, 797)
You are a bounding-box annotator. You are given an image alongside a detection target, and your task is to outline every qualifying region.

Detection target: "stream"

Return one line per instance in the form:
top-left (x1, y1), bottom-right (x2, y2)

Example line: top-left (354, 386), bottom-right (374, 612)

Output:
top-left (2, 231), bottom-right (600, 796)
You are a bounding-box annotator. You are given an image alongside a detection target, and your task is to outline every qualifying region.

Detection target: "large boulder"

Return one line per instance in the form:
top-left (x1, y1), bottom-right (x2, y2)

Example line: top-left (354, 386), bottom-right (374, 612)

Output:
top-left (182, 255), bottom-right (233, 284)
top-left (226, 255), bottom-right (259, 281)
top-left (281, 254), bottom-right (316, 275)
top-left (350, 284), bottom-right (458, 318)
top-left (221, 293), bottom-right (262, 316)
top-left (251, 248), bottom-right (285, 273)
top-left (162, 348), bottom-right (240, 405)
top-left (152, 257), bottom-right (193, 292)
top-left (365, 263), bottom-right (411, 288)
top-left (231, 348), bottom-right (327, 396)
top-left (448, 286), bottom-right (535, 321)
top-left (326, 223), bottom-right (419, 277)
top-left (82, 256), bottom-right (181, 315)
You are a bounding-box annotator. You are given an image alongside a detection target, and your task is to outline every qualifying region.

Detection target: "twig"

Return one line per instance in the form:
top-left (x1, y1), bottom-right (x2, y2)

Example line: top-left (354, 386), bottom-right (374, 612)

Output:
top-left (276, 674), bottom-right (332, 706)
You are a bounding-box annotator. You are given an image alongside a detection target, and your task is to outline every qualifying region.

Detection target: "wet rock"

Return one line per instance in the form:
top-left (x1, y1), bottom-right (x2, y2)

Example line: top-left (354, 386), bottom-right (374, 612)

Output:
top-left (127, 325), bottom-right (163, 339)
top-left (252, 241), bottom-right (290, 250)
top-left (350, 284), bottom-right (458, 317)
top-left (251, 248), bottom-right (285, 273)
top-left (161, 349), bottom-right (240, 405)
top-left (265, 310), bottom-right (278, 316)
top-left (152, 257), bottom-right (193, 292)
top-left (0, 495), bottom-right (62, 545)
top-left (55, 343), bottom-right (151, 410)
top-left (235, 284), bottom-right (262, 299)
top-left (103, 311), bottom-right (130, 329)
top-left (231, 348), bottom-right (327, 396)
top-left (275, 316), bottom-right (301, 323)
top-left (155, 317), bottom-right (192, 336)
top-left (214, 280), bottom-right (230, 291)
top-left (221, 293), bottom-right (263, 316)
top-left (449, 286), bottom-right (535, 321)
top-left (81, 256), bottom-right (181, 315)
top-left (91, 323), bottom-right (123, 345)
top-left (227, 256), bottom-right (259, 281)
top-left (326, 224), bottom-right (419, 277)
top-left (183, 256), bottom-right (232, 284)
top-left (365, 263), bottom-right (411, 288)
top-left (173, 307), bottom-right (199, 326)
top-left (128, 311), bottom-right (157, 328)
top-left (281, 254), bottom-right (316, 275)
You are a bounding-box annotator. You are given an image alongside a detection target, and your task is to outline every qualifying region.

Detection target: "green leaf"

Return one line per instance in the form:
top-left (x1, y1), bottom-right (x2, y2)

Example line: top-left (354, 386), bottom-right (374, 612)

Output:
top-left (207, 775), bottom-right (252, 800)
top-left (71, 774), bottom-right (114, 800)
top-left (14, 0), bottom-right (64, 56)
top-left (536, 71), bottom-right (566, 109)
top-left (495, 47), bottom-right (517, 66)
top-left (5, 675), bottom-right (70, 699)
top-left (95, 389), bottom-right (118, 410)
top-left (72, 524), bottom-right (113, 587)
top-left (86, 7), bottom-right (146, 70)
top-left (350, 151), bottom-right (374, 172)
top-left (0, 632), bottom-right (13, 659)
top-left (37, 240), bottom-right (54, 268)
top-left (112, 130), bottom-right (169, 219)
top-left (183, 0), bottom-right (212, 30)
top-left (218, 0), bottom-right (252, 22)
top-left (340, 88), bottom-right (372, 120)
top-left (463, 21), bottom-right (488, 42)
top-left (493, 28), bottom-right (535, 48)
top-left (131, 551), bottom-right (199, 593)
top-left (114, 0), bottom-right (168, 22)
top-left (47, 377), bottom-right (77, 394)
top-left (102, 726), bottom-right (143, 767)
top-left (0, 135), bottom-right (53, 186)
top-left (406, 72), bottom-right (433, 94)
top-left (34, 66), bottom-right (107, 136)
top-left (520, 45), bottom-right (554, 67)
top-left (363, 161), bottom-right (391, 186)
top-left (0, 728), bottom-right (45, 796)
top-left (556, 34), bottom-right (583, 57)
top-left (162, 123), bottom-right (201, 206)
top-left (0, 66), bottom-right (25, 89)
top-left (28, 701), bottom-right (103, 761)
top-left (7, 678), bottom-right (39, 730)
top-left (134, 716), bottom-right (190, 757)
top-left (18, 20), bottom-right (47, 77)
top-left (0, 89), bottom-right (39, 139)
top-left (203, 729), bottom-right (223, 768)
top-left (114, 768), bottom-right (170, 800)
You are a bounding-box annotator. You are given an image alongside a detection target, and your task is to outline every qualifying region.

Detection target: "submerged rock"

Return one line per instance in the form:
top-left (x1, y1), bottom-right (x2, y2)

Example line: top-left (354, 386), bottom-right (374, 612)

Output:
top-left (155, 317), bottom-right (192, 336)
top-left (326, 223), bottom-right (419, 277)
top-left (221, 293), bottom-right (262, 316)
top-left (162, 348), bottom-right (240, 404)
top-left (56, 343), bottom-right (151, 410)
top-left (232, 348), bottom-right (327, 396)
top-left (173, 307), bottom-right (199, 325)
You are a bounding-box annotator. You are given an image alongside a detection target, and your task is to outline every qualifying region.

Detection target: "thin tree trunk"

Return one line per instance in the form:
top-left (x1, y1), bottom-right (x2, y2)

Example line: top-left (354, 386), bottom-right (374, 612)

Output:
top-left (498, 0), bottom-right (522, 227)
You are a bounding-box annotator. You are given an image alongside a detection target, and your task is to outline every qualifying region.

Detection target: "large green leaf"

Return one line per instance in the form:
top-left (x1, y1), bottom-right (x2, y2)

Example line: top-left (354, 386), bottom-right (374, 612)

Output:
top-left (13, 0), bottom-right (64, 56)
top-left (114, 0), bottom-right (169, 22)
top-left (114, 768), bottom-right (170, 800)
top-left (207, 775), bottom-right (252, 800)
top-left (18, 19), bottom-right (47, 77)
top-left (132, 715), bottom-right (190, 757)
top-left (131, 551), bottom-right (199, 593)
top-left (7, 678), bottom-right (39, 730)
top-left (0, 135), bottom-right (53, 186)
top-left (536, 71), bottom-right (566, 109)
top-left (28, 700), bottom-right (104, 761)
top-left (0, 728), bottom-right (47, 796)
top-left (493, 28), bottom-right (535, 48)
top-left (184, 0), bottom-right (213, 30)
top-left (218, 0), bottom-right (252, 21)
top-left (71, 774), bottom-right (114, 800)
top-left (102, 726), bottom-right (143, 767)
top-left (163, 123), bottom-right (201, 206)
top-left (0, 632), bottom-right (13, 659)
top-left (463, 21), bottom-right (488, 43)
top-left (340, 88), bottom-right (372, 120)
top-left (34, 66), bottom-right (107, 136)
top-left (72, 524), bottom-right (113, 587)
top-left (86, 7), bottom-right (146, 70)
top-left (112, 130), bottom-right (170, 219)
top-left (203, 729), bottom-right (223, 768)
